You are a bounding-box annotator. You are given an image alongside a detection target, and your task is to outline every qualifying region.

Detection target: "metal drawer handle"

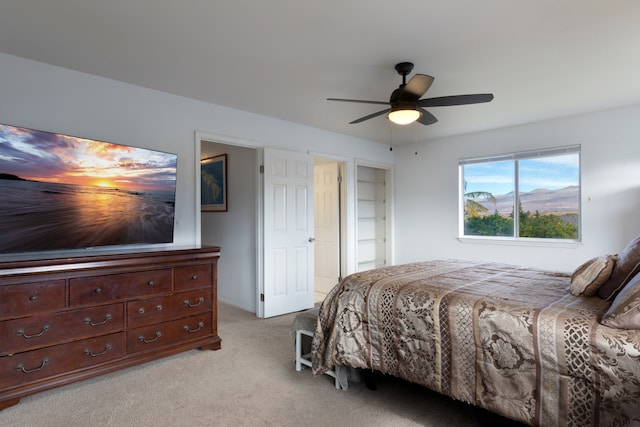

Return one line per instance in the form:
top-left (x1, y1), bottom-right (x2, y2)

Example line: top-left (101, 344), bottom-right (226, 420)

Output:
top-left (191, 274), bottom-right (198, 280)
top-left (17, 358), bottom-right (49, 374)
top-left (84, 343), bottom-right (112, 357)
top-left (95, 288), bottom-right (103, 294)
top-left (147, 280), bottom-right (155, 286)
top-left (29, 295), bottom-right (38, 302)
top-left (184, 321), bottom-right (204, 333)
top-left (16, 324), bottom-right (50, 339)
top-left (139, 304), bottom-right (162, 315)
top-left (184, 297), bottom-right (205, 308)
top-left (138, 331), bottom-right (162, 343)
top-left (84, 313), bottom-right (112, 327)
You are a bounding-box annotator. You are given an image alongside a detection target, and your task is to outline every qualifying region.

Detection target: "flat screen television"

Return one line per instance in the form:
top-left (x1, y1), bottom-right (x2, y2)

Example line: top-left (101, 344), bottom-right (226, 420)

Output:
top-left (0, 122), bottom-right (178, 255)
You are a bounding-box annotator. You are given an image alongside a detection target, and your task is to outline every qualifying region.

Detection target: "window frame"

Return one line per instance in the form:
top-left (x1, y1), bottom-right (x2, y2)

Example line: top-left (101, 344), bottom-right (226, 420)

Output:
top-left (458, 145), bottom-right (582, 244)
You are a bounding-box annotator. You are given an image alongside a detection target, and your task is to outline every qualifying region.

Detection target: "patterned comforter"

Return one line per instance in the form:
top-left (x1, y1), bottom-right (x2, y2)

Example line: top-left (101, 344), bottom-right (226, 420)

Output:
top-left (311, 260), bottom-right (640, 426)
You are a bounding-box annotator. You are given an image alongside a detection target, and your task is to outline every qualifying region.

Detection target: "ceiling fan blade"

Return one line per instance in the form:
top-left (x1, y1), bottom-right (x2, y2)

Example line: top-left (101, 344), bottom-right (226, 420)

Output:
top-left (418, 93), bottom-right (494, 107)
top-left (349, 108), bottom-right (391, 124)
top-left (399, 74), bottom-right (434, 102)
top-left (417, 108), bottom-right (438, 126)
top-left (327, 97), bottom-right (389, 106)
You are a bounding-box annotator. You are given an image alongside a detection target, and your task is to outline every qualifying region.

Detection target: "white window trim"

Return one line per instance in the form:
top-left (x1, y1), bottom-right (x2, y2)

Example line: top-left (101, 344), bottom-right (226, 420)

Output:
top-left (457, 235), bottom-right (582, 248)
top-left (459, 144), bottom-right (581, 164)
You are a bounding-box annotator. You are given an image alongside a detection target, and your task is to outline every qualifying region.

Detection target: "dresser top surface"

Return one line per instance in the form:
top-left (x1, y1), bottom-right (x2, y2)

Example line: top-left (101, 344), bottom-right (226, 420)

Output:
top-left (0, 245), bottom-right (221, 278)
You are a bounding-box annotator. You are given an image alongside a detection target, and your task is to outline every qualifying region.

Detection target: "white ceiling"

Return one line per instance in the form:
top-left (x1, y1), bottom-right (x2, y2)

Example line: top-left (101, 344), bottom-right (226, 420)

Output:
top-left (1, 1), bottom-right (640, 145)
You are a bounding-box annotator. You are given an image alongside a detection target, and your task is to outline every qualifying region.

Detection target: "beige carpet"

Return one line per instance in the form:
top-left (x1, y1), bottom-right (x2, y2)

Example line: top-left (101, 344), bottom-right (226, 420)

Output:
top-left (0, 303), bottom-right (523, 427)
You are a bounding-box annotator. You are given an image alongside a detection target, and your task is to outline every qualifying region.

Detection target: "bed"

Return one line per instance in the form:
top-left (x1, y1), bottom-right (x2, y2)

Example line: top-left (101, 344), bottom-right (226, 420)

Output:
top-left (311, 258), bottom-right (640, 426)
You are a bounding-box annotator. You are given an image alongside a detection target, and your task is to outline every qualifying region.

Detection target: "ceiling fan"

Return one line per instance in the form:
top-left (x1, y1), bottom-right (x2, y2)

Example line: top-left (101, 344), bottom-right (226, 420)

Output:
top-left (328, 62), bottom-right (494, 126)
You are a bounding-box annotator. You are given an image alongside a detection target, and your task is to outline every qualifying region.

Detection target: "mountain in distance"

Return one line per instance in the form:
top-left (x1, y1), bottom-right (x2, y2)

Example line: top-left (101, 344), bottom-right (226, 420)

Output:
top-left (0, 173), bottom-right (28, 181)
top-left (475, 185), bottom-right (579, 215)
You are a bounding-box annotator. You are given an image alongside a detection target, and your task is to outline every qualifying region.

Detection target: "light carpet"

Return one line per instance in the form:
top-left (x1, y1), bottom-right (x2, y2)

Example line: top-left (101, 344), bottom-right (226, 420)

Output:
top-left (0, 303), bottom-right (523, 426)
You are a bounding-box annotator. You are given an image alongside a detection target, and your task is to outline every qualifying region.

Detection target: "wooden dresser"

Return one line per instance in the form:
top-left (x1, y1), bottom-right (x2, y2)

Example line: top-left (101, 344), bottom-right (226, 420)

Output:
top-left (0, 245), bottom-right (221, 410)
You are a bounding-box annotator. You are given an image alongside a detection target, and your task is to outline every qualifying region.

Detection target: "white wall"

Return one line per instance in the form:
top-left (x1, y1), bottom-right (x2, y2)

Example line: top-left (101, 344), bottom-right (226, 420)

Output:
top-left (0, 52), bottom-right (393, 311)
top-left (394, 104), bottom-right (640, 272)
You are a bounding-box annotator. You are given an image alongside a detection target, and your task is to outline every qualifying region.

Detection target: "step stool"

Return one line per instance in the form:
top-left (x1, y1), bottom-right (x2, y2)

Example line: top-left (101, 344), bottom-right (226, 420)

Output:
top-left (292, 308), bottom-right (340, 389)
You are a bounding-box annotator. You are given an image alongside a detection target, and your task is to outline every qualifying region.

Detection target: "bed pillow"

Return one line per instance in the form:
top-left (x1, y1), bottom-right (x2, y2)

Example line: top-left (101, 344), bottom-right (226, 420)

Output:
top-left (601, 272), bottom-right (640, 329)
top-left (599, 234), bottom-right (640, 300)
top-left (570, 255), bottom-right (617, 297)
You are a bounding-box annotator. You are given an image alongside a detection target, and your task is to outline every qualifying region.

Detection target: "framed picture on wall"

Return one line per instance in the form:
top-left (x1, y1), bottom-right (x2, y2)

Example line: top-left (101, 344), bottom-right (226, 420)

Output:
top-left (201, 154), bottom-right (227, 212)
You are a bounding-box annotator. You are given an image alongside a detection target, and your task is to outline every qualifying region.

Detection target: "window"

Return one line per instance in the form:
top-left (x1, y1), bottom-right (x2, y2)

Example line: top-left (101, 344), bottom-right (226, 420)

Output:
top-left (460, 145), bottom-right (580, 241)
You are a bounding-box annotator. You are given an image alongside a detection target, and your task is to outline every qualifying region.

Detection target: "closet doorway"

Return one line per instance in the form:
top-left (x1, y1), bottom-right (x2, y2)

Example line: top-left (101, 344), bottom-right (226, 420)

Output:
top-left (356, 164), bottom-right (392, 272)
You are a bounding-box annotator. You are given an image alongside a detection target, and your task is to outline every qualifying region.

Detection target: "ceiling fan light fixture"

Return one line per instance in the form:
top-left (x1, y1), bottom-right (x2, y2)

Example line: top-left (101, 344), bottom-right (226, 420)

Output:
top-left (387, 108), bottom-right (421, 125)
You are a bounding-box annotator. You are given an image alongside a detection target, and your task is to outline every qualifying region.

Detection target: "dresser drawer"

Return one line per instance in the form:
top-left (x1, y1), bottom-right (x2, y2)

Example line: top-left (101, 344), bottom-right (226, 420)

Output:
top-left (70, 269), bottom-right (172, 306)
top-left (0, 280), bottom-right (65, 320)
top-left (126, 313), bottom-right (212, 354)
top-left (127, 289), bottom-right (212, 328)
top-left (174, 264), bottom-right (212, 291)
top-left (0, 304), bottom-right (124, 356)
top-left (0, 333), bottom-right (125, 389)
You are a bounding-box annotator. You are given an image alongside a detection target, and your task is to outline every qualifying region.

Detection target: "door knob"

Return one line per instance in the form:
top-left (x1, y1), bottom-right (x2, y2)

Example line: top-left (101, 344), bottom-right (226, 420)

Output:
top-left (308, 237), bottom-right (316, 242)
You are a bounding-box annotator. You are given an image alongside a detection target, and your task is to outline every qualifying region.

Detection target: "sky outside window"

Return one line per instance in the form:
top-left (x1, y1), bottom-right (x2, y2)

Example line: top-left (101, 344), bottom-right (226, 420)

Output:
top-left (519, 154), bottom-right (579, 193)
top-left (464, 153), bottom-right (579, 196)
top-left (463, 160), bottom-right (514, 196)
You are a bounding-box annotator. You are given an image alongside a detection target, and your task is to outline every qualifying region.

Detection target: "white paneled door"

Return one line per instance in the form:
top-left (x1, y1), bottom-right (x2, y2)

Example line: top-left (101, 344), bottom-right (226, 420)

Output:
top-left (262, 148), bottom-right (314, 317)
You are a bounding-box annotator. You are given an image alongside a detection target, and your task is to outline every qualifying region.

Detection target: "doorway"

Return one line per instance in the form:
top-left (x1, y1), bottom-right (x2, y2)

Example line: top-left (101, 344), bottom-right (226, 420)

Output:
top-left (313, 158), bottom-right (346, 303)
top-left (199, 140), bottom-right (258, 313)
top-left (356, 164), bottom-right (391, 272)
